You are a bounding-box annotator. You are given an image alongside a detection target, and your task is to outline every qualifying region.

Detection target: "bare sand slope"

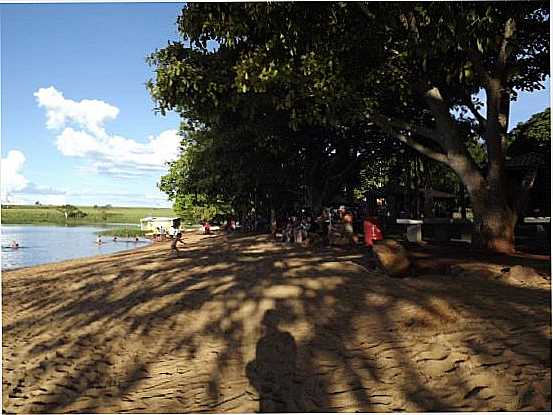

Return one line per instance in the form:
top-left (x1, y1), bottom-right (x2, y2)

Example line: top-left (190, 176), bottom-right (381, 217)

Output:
top-left (2, 233), bottom-right (551, 413)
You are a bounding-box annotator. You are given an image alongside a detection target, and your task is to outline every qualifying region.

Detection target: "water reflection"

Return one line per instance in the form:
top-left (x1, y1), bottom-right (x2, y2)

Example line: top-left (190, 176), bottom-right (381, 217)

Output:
top-left (1, 225), bottom-right (150, 270)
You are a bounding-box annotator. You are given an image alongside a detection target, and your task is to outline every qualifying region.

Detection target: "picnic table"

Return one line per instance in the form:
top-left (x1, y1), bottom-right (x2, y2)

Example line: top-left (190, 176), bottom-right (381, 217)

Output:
top-left (396, 219), bottom-right (423, 242)
top-left (522, 217), bottom-right (550, 239)
top-left (523, 216), bottom-right (550, 224)
top-left (397, 218), bottom-right (472, 243)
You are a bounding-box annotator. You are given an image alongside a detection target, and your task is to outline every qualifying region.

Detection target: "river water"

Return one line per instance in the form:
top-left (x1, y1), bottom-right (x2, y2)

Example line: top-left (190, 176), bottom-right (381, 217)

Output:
top-left (1, 225), bottom-right (151, 270)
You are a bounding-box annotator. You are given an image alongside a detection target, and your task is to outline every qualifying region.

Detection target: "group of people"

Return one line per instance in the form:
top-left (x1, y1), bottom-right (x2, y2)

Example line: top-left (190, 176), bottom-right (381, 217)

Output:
top-left (166, 205), bottom-right (384, 255)
top-left (272, 205), bottom-right (383, 248)
top-left (279, 216), bottom-right (313, 243)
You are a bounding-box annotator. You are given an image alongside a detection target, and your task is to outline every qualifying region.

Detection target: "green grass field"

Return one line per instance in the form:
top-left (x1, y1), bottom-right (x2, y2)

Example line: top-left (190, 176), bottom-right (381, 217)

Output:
top-left (95, 228), bottom-right (146, 237)
top-left (1, 205), bottom-right (176, 225)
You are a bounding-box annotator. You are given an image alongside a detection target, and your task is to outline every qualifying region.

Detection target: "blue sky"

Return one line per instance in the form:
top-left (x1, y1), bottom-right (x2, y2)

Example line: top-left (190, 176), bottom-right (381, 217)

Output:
top-left (1, 3), bottom-right (551, 207)
top-left (1, 2), bottom-right (183, 207)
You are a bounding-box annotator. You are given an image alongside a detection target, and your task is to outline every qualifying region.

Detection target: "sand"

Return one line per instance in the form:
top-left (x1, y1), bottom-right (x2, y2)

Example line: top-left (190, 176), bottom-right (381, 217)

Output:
top-left (2, 233), bottom-right (551, 413)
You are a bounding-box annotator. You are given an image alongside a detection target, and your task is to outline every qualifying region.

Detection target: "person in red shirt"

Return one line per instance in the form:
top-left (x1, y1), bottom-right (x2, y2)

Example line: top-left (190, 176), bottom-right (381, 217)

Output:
top-left (363, 216), bottom-right (383, 248)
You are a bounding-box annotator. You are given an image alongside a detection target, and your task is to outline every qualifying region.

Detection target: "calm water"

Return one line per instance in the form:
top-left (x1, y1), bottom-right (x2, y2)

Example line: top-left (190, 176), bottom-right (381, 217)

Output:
top-left (1, 225), bottom-right (150, 270)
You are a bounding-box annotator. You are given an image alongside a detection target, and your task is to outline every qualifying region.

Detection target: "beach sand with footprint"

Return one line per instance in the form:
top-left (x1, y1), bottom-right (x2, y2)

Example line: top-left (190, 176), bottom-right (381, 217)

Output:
top-left (3, 232), bottom-right (551, 412)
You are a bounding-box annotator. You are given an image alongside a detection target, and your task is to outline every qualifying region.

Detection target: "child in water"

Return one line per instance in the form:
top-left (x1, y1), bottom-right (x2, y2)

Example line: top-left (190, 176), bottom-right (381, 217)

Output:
top-left (10, 240), bottom-right (19, 249)
top-left (96, 235), bottom-right (102, 245)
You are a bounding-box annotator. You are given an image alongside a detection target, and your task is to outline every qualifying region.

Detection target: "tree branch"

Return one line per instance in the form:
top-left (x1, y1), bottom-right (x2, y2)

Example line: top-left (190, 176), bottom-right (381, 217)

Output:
top-left (369, 113), bottom-right (448, 163)
top-left (370, 113), bottom-right (442, 145)
top-left (460, 93), bottom-right (487, 130)
top-left (496, 17), bottom-right (516, 77)
top-left (396, 133), bottom-right (448, 164)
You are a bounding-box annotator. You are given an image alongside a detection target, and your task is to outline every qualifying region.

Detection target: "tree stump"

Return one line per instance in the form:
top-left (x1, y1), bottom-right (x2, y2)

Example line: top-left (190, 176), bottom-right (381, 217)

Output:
top-left (373, 239), bottom-right (412, 277)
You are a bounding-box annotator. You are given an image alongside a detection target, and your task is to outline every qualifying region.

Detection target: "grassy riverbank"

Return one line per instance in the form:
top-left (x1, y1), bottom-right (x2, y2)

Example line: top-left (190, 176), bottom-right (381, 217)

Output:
top-left (1, 204), bottom-right (175, 225)
top-left (95, 227), bottom-right (146, 238)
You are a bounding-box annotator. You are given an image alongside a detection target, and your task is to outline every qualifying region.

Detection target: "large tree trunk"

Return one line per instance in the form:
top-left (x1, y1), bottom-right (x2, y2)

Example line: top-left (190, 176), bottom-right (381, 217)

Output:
top-left (468, 185), bottom-right (517, 254)
top-left (373, 45), bottom-right (523, 254)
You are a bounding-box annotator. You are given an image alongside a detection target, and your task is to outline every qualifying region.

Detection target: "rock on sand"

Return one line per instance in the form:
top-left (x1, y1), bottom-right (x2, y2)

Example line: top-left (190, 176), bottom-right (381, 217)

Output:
top-left (373, 239), bottom-right (411, 277)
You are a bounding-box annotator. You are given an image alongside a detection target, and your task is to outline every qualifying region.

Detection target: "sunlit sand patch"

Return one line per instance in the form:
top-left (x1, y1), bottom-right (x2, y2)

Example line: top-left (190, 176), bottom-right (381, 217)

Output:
top-left (287, 276), bottom-right (345, 290)
top-left (263, 284), bottom-right (304, 299)
top-left (364, 292), bottom-right (391, 307)
top-left (210, 281), bottom-right (237, 296)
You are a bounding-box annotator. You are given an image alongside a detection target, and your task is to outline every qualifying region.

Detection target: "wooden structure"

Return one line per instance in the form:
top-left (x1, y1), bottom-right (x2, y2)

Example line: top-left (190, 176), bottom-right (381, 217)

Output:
top-left (140, 217), bottom-right (181, 235)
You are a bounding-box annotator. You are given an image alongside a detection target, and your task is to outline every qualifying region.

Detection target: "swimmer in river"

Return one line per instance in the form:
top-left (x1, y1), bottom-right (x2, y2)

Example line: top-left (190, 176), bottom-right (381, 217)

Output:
top-left (113, 236), bottom-right (118, 242)
top-left (96, 235), bottom-right (102, 245)
top-left (135, 236), bottom-right (140, 242)
top-left (11, 240), bottom-right (19, 249)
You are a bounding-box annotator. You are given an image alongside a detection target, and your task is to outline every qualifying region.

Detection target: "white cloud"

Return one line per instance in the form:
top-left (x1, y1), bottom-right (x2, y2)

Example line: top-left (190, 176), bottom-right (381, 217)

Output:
top-left (0, 148), bottom-right (170, 207)
top-left (1, 150), bottom-right (67, 204)
top-left (56, 128), bottom-right (181, 173)
top-left (35, 86), bottom-right (182, 178)
top-left (56, 128), bottom-right (101, 157)
top-left (34, 86), bottom-right (119, 137)
top-left (1, 150), bottom-right (29, 202)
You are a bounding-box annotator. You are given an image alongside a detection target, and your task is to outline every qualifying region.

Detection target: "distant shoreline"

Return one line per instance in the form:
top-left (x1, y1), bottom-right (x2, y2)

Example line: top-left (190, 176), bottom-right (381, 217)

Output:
top-left (1, 204), bottom-right (175, 226)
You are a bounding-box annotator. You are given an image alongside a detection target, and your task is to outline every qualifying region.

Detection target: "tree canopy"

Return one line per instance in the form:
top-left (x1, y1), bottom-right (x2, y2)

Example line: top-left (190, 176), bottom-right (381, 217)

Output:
top-left (149, 2), bottom-right (549, 252)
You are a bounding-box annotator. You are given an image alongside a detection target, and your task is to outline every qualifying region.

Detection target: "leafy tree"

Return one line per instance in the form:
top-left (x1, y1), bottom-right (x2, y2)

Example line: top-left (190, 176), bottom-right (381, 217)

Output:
top-left (57, 204), bottom-right (87, 220)
top-left (149, 2), bottom-right (549, 252)
top-left (172, 193), bottom-right (229, 224)
top-left (508, 107), bottom-right (550, 156)
top-left (506, 107), bottom-right (551, 216)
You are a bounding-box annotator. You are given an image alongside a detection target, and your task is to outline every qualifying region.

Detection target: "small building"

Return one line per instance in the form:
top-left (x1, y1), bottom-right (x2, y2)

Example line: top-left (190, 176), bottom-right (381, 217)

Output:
top-left (140, 217), bottom-right (181, 234)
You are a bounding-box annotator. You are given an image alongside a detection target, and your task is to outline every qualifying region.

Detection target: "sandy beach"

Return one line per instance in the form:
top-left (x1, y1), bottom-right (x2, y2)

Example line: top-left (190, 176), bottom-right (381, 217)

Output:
top-left (2, 232), bottom-right (551, 412)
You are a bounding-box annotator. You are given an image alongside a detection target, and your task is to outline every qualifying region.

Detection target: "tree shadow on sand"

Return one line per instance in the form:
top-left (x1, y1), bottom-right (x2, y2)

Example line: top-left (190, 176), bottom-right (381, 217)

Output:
top-left (2, 233), bottom-right (551, 413)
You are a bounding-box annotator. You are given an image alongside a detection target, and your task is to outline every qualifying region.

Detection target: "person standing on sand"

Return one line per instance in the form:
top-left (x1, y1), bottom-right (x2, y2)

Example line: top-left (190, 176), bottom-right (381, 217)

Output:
top-left (170, 232), bottom-right (185, 255)
top-left (340, 206), bottom-right (358, 245)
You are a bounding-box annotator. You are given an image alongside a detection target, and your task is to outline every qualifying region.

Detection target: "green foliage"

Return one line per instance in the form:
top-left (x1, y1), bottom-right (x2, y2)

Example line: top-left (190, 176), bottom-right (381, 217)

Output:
top-left (508, 107), bottom-right (551, 156)
top-left (173, 194), bottom-right (228, 223)
top-left (95, 228), bottom-right (145, 238)
top-left (149, 3), bottom-right (548, 130)
top-left (56, 204), bottom-right (88, 219)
